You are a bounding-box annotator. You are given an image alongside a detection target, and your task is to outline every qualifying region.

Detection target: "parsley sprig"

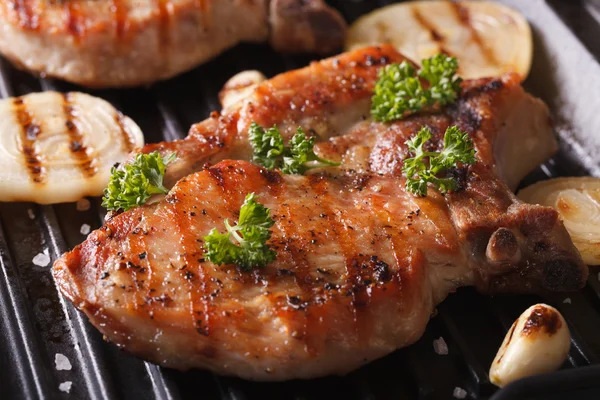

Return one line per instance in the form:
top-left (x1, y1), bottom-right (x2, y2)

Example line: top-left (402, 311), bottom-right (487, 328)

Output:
top-left (419, 54), bottom-right (462, 105)
top-left (203, 193), bottom-right (276, 270)
top-left (102, 151), bottom-right (176, 212)
top-left (249, 124), bottom-right (285, 170)
top-left (371, 54), bottom-right (462, 122)
top-left (402, 126), bottom-right (476, 196)
top-left (249, 122), bottom-right (340, 174)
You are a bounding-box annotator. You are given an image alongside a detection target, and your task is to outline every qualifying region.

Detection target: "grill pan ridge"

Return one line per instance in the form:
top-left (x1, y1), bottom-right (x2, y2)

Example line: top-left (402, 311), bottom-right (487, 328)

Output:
top-left (1, 1), bottom-right (600, 399)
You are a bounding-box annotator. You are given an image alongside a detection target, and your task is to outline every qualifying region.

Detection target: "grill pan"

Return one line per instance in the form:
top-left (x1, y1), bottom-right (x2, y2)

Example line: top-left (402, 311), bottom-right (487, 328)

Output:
top-left (1, 1), bottom-right (600, 399)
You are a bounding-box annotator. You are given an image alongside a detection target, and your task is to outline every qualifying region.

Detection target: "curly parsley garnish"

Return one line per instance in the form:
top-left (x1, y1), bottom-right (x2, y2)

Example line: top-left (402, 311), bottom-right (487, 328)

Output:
top-left (402, 125), bottom-right (476, 196)
top-left (102, 151), bottom-right (176, 212)
top-left (419, 54), bottom-right (462, 105)
top-left (371, 54), bottom-right (462, 122)
top-left (203, 193), bottom-right (276, 270)
top-left (249, 123), bottom-right (285, 169)
top-left (249, 122), bottom-right (340, 174)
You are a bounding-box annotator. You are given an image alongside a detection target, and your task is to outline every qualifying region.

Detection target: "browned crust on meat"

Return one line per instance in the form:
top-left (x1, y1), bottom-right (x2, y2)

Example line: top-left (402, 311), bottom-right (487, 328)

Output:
top-left (52, 46), bottom-right (587, 378)
top-left (1, 0), bottom-right (204, 38)
top-left (0, 0), bottom-right (347, 87)
top-left (0, 1), bottom-right (269, 87)
top-left (53, 159), bottom-right (434, 375)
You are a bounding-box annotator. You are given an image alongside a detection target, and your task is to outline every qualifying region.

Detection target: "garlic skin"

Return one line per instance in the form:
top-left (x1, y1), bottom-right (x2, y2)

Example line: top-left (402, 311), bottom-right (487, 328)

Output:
top-left (490, 304), bottom-right (570, 388)
top-left (518, 177), bottom-right (600, 265)
top-left (219, 70), bottom-right (266, 110)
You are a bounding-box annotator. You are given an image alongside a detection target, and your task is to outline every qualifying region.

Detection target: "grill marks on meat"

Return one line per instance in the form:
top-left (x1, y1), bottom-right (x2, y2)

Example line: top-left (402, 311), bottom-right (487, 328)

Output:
top-left (53, 46), bottom-right (588, 379)
top-left (10, 0), bottom-right (39, 30)
top-left (0, 0), bottom-right (346, 87)
top-left (55, 161), bottom-right (441, 377)
top-left (138, 46), bottom-right (405, 188)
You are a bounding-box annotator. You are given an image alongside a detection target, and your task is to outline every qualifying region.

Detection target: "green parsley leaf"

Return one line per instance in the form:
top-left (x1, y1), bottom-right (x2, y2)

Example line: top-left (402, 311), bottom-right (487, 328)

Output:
top-left (371, 54), bottom-right (462, 122)
top-left (431, 126), bottom-right (477, 171)
top-left (249, 122), bottom-right (285, 169)
top-left (282, 127), bottom-right (341, 174)
top-left (203, 193), bottom-right (276, 270)
top-left (102, 151), bottom-right (176, 212)
top-left (371, 62), bottom-right (429, 122)
top-left (419, 54), bottom-right (462, 106)
top-left (249, 123), bottom-right (340, 174)
top-left (402, 125), bottom-right (476, 196)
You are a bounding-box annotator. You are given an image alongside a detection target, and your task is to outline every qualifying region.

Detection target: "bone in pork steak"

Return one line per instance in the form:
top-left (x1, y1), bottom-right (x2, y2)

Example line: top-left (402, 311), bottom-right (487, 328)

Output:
top-left (0, 0), bottom-right (346, 88)
top-left (53, 46), bottom-right (588, 380)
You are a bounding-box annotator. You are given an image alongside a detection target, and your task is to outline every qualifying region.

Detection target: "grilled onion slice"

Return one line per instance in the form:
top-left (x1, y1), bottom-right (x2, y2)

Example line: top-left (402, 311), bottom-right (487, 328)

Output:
top-left (345, 1), bottom-right (532, 80)
top-left (518, 177), bottom-right (600, 265)
top-left (0, 92), bottom-right (144, 204)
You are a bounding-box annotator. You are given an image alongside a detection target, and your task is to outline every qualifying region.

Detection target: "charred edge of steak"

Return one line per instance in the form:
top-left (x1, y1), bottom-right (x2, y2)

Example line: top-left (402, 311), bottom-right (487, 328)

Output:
top-left (486, 256), bottom-right (586, 294)
top-left (542, 258), bottom-right (585, 292)
top-left (447, 167), bottom-right (469, 193)
top-left (478, 232), bottom-right (587, 295)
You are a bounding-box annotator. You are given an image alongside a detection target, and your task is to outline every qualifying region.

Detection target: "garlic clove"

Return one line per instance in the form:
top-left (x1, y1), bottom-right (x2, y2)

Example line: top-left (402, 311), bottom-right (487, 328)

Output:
top-left (219, 70), bottom-right (267, 110)
top-left (490, 303), bottom-right (570, 388)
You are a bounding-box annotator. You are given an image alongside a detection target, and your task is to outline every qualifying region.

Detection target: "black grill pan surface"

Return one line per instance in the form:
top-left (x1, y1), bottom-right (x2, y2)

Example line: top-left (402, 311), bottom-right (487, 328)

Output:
top-left (1, 1), bottom-right (600, 399)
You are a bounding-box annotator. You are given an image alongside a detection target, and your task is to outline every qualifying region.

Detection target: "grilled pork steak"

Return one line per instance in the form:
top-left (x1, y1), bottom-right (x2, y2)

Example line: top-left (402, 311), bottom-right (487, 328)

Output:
top-left (53, 46), bottom-right (588, 379)
top-left (137, 46), bottom-right (557, 193)
top-left (0, 0), bottom-right (345, 88)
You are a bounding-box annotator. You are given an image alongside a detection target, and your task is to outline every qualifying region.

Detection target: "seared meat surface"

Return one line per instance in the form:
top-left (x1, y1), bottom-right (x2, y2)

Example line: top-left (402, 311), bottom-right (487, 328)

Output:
top-left (139, 46), bottom-right (557, 193)
top-left (53, 46), bottom-right (587, 379)
top-left (0, 0), bottom-right (345, 87)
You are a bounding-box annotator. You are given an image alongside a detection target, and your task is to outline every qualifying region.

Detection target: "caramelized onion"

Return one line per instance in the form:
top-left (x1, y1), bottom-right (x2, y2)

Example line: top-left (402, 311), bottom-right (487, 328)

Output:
top-left (0, 92), bottom-right (144, 204)
top-left (345, 1), bottom-right (532, 80)
top-left (518, 177), bottom-right (600, 265)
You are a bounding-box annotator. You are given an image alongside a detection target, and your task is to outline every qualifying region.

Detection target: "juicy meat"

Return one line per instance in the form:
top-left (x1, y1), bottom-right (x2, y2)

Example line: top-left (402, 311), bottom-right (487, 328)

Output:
top-left (53, 46), bottom-right (588, 379)
top-left (139, 46), bottom-right (557, 193)
top-left (0, 0), bottom-right (345, 88)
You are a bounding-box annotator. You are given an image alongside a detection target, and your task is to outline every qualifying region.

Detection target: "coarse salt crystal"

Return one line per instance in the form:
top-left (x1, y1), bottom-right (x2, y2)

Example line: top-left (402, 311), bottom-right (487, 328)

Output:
top-left (433, 337), bottom-right (448, 355)
top-left (55, 353), bottom-right (72, 371)
top-left (27, 208), bottom-right (35, 220)
top-left (80, 224), bottom-right (91, 235)
top-left (32, 253), bottom-right (50, 267)
top-left (76, 198), bottom-right (90, 211)
top-left (453, 387), bottom-right (467, 399)
top-left (563, 298), bottom-right (572, 304)
top-left (58, 381), bottom-right (72, 393)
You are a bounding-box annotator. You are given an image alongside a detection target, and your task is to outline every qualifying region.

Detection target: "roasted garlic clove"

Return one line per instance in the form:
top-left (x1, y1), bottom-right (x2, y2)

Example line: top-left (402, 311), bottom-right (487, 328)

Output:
top-left (219, 70), bottom-right (266, 109)
top-left (490, 304), bottom-right (570, 387)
